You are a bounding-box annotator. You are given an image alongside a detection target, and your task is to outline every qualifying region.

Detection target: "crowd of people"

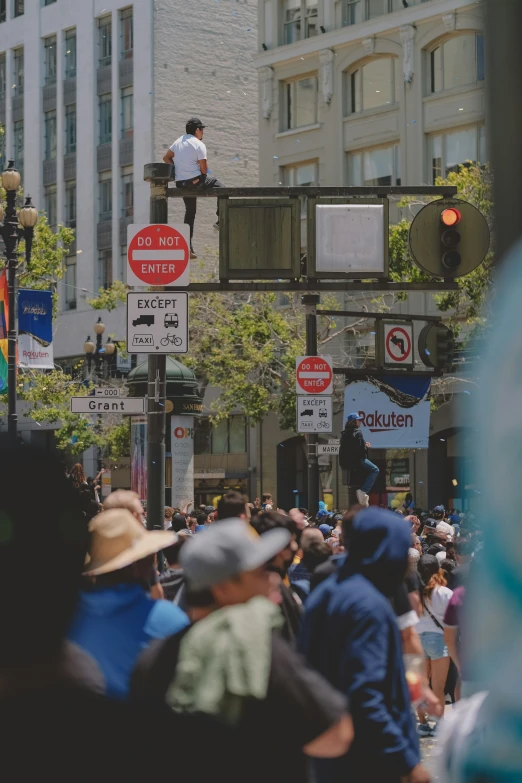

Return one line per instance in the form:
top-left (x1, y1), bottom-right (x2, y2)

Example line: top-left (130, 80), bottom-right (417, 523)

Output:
top-left (0, 441), bottom-right (485, 782)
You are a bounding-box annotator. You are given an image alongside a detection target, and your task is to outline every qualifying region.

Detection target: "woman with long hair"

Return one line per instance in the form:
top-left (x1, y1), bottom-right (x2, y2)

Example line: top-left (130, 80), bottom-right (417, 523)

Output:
top-left (69, 463), bottom-right (87, 490)
top-left (416, 554), bottom-right (453, 736)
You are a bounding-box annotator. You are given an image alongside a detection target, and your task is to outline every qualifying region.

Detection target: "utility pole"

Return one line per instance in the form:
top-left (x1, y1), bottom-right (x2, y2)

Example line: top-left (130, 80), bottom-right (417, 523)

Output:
top-left (302, 294), bottom-right (320, 517)
top-left (144, 163), bottom-right (170, 535)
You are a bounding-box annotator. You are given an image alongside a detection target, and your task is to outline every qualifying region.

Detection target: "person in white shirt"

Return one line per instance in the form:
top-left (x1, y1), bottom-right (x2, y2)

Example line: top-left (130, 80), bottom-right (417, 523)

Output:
top-left (163, 118), bottom-right (224, 259)
top-left (416, 554), bottom-right (453, 736)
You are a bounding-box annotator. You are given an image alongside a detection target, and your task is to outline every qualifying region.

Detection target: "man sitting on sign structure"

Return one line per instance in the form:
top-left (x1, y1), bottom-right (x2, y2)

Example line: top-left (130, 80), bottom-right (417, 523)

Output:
top-left (163, 118), bottom-right (224, 261)
top-left (339, 413), bottom-right (379, 508)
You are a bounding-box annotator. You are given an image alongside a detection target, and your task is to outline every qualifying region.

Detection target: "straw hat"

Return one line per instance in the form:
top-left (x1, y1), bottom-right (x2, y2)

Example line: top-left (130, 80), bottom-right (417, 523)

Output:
top-left (84, 508), bottom-right (176, 576)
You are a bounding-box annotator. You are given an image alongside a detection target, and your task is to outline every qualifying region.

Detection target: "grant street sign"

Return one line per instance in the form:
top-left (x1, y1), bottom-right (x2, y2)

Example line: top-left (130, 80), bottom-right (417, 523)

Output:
top-left (70, 397), bottom-right (146, 414)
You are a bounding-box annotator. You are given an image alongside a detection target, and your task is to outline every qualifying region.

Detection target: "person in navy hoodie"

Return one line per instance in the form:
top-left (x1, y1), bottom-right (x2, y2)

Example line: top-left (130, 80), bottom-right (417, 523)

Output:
top-left (68, 508), bottom-right (189, 700)
top-left (298, 507), bottom-right (429, 783)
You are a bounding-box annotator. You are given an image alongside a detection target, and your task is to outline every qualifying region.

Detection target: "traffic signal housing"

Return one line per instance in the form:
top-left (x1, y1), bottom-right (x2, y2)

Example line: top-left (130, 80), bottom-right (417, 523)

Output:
top-left (409, 199), bottom-right (490, 279)
top-left (418, 323), bottom-right (455, 372)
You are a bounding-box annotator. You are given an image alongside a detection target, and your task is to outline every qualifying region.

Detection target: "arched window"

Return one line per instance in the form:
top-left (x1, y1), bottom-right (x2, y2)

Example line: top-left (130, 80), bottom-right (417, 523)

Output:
top-left (348, 58), bottom-right (395, 114)
top-left (429, 33), bottom-right (484, 94)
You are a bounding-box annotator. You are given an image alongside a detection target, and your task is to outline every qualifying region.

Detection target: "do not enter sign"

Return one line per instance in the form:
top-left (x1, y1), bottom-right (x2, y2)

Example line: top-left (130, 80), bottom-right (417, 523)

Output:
top-left (127, 224), bottom-right (190, 287)
top-left (296, 355), bottom-right (333, 395)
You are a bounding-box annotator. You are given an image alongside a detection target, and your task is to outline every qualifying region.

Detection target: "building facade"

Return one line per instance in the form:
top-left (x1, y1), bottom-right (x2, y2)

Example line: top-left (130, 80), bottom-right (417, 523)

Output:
top-left (253, 0), bottom-right (486, 511)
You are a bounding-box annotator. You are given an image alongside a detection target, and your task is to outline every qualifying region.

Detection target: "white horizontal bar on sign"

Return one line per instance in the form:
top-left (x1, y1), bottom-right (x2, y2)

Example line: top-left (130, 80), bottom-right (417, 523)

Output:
top-left (298, 372), bottom-right (331, 378)
top-left (131, 250), bottom-right (185, 261)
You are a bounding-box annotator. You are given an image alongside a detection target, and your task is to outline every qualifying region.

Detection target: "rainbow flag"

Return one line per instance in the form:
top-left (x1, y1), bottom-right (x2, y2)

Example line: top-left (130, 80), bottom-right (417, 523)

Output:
top-left (0, 269), bottom-right (8, 395)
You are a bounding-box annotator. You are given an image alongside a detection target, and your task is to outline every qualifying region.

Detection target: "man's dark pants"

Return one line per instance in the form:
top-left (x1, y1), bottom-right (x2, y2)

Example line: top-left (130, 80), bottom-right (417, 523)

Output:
top-left (175, 173), bottom-right (224, 248)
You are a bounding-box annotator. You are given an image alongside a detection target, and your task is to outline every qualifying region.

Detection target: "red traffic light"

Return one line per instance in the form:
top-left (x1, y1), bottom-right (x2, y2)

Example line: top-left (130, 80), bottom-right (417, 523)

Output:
top-left (441, 208), bottom-right (461, 227)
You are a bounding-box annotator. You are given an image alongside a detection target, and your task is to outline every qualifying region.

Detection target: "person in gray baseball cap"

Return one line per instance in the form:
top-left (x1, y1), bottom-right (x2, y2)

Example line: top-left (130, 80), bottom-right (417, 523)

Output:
top-left (131, 518), bottom-right (353, 783)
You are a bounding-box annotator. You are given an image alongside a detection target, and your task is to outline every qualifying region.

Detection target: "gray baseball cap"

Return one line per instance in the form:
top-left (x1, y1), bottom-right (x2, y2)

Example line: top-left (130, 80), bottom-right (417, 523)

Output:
top-left (179, 518), bottom-right (291, 591)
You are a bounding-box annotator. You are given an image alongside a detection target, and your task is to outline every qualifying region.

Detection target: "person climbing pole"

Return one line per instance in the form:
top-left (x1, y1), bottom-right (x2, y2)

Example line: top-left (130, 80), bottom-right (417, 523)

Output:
top-left (339, 413), bottom-right (379, 507)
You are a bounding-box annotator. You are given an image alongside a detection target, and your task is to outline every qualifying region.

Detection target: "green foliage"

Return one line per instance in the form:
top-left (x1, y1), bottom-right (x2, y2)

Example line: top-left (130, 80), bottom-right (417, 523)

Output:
top-left (89, 280), bottom-right (129, 312)
top-left (389, 163), bottom-right (493, 334)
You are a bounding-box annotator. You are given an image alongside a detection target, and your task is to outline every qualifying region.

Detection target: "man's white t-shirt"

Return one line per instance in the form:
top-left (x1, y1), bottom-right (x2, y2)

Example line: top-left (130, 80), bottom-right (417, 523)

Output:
top-left (170, 134), bottom-right (207, 182)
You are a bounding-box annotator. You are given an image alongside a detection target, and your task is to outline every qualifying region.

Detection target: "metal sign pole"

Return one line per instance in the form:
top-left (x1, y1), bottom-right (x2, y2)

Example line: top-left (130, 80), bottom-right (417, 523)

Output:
top-left (302, 294), bottom-right (320, 518)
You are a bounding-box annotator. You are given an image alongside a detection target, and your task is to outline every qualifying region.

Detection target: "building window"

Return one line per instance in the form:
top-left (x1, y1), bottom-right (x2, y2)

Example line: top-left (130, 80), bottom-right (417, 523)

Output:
top-left (99, 176), bottom-right (112, 222)
top-left (64, 181), bottom-right (76, 228)
top-left (43, 0), bottom-right (57, 5)
top-left (349, 58), bottom-right (395, 114)
top-left (284, 75), bottom-right (318, 131)
top-left (98, 16), bottom-right (112, 67)
top-left (0, 53), bottom-right (5, 99)
top-left (14, 0), bottom-right (23, 17)
top-left (44, 35), bottom-right (57, 85)
top-left (99, 93), bottom-right (112, 144)
top-left (430, 34), bottom-right (485, 94)
top-left (65, 256), bottom-right (76, 310)
top-left (13, 48), bottom-right (23, 96)
top-left (194, 416), bottom-right (247, 455)
top-left (283, 0), bottom-right (318, 45)
top-left (348, 143), bottom-right (401, 186)
top-left (99, 249), bottom-right (112, 290)
top-left (120, 7), bottom-right (133, 59)
top-left (0, 1), bottom-right (6, 23)
top-left (44, 111), bottom-right (57, 160)
top-left (121, 168), bottom-right (133, 217)
top-left (65, 29), bottom-right (77, 79)
top-left (283, 160), bottom-right (318, 214)
top-left (13, 119), bottom-right (23, 174)
top-left (44, 185), bottom-right (57, 230)
top-left (65, 104), bottom-right (76, 153)
top-left (430, 126), bottom-right (486, 182)
top-left (121, 87), bottom-right (133, 138)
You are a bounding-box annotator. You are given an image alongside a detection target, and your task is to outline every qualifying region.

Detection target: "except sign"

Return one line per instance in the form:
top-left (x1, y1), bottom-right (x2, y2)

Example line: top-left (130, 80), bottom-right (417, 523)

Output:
top-left (70, 397), bottom-right (146, 414)
top-left (296, 355), bottom-right (333, 396)
top-left (127, 224), bottom-right (190, 287)
top-left (297, 395), bottom-right (333, 433)
top-left (383, 323), bottom-right (413, 367)
top-left (127, 291), bottom-right (188, 354)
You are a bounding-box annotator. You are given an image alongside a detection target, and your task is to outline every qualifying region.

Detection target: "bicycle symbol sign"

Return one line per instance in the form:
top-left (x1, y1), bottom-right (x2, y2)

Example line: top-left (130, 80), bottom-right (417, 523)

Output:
top-left (127, 291), bottom-right (189, 354)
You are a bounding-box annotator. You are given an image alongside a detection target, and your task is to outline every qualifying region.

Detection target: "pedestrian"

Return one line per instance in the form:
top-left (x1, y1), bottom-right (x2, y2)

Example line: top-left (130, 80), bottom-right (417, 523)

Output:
top-left (261, 492), bottom-right (274, 510)
top-left (290, 538), bottom-right (332, 601)
top-left (69, 462), bottom-right (100, 521)
top-left (159, 537), bottom-right (188, 606)
top-left (216, 490), bottom-right (250, 522)
top-left (416, 554), bottom-right (453, 736)
top-left (446, 536), bottom-right (474, 589)
top-left (131, 518), bottom-right (353, 783)
top-left (164, 507), bottom-right (174, 529)
top-left (288, 525), bottom-right (325, 583)
top-left (68, 508), bottom-right (190, 699)
top-left (338, 413), bottom-right (379, 507)
top-left (163, 117), bottom-right (224, 260)
top-left (299, 507), bottom-right (429, 783)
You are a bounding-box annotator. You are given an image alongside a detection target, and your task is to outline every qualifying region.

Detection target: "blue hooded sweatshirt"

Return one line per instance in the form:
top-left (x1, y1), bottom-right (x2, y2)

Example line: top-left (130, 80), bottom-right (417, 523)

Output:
top-left (298, 507), bottom-right (420, 783)
top-left (68, 584), bottom-right (189, 700)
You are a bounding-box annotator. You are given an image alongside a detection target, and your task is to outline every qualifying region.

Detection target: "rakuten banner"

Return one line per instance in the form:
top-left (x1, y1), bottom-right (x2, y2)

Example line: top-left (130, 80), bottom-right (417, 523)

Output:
top-left (17, 289), bottom-right (54, 369)
top-left (344, 380), bottom-right (430, 449)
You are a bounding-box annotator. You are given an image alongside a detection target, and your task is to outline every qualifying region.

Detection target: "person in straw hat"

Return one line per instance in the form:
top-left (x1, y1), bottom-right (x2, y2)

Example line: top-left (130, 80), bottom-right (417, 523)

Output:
top-left (68, 508), bottom-right (189, 700)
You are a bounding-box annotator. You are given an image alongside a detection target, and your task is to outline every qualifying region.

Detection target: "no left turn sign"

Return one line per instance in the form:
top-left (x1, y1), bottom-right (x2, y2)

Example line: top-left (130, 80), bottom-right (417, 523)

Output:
top-left (383, 323), bottom-right (413, 366)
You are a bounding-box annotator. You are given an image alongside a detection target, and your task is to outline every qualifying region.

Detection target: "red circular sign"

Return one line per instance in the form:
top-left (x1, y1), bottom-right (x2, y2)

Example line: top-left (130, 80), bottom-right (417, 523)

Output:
top-left (296, 356), bottom-right (333, 395)
top-left (128, 225), bottom-right (189, 285)
top-left (385, 327), bottom-right (412, 363)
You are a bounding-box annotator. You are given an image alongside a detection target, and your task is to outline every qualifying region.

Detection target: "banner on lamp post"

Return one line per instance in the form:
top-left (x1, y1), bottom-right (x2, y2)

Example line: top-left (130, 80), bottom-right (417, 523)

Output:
top-left (170, 415), bottom-right (194, 509)
top-left (17, 289), bottom-right (54, 369)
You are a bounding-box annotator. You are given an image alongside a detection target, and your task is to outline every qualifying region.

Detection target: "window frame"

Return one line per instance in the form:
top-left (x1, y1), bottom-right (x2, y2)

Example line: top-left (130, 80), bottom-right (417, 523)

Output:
top-left (43, 35), bottom-right (57, 86)
top-left (98, 15), bottom-right (112, 68)
top-left (121, 168), bottom-right (133, 218)
top-left (13, 119), bottom-right (23, 173)
top-left (429, 125), bottom-right (486, 183)
top-left (0, 0), bottom-right (6, 23)
top-left (99, 93), bottom-right (112, 145)
top-left (64, 180), bottom-right (76, 228)
top-left (14, 0), bottom-right (24, 18)
top-left (0, 53), bottom-right (5, 100)
top-left (44, 185), bottom-right (57, 230)
top-left (65, 104), bottom-right (76, 154)
top-left (347, 142), bottom-right (401, 187)
top-left (283, 73), bottom-right (318, 131)
top-left (120, 7), bottom-right (133, 60)
top-left (428, 33), bottom-right (485, 95)
top-left (194, 416), bottom-right (247, 455)
top-left (121, 86), bottom-right (133, 139)
top-left (98, 248), bottom-right (112, 290)
top-left (99, 174), bottom-right (112, 223)
top-left (348, 57), bottom-right (396, 115)
top-left (65, 255), bottom-right (76, 310)
top-left (44, 110), bottom-right (57, 161)
top-left (13, 48), bottom-right (24, 96)
top-left (64, 29), bottom-right (77, 79)
top-left (282, 0), bottom-right (318, 45)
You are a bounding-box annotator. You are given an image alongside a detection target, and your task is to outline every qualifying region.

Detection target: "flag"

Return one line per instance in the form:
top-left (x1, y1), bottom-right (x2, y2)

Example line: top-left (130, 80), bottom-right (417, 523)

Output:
top-left (0, 269), bottom-right (7, 395)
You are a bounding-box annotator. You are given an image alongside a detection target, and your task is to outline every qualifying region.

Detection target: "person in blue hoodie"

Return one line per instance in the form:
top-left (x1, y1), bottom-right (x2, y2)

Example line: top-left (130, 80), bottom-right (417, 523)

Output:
top-left (298, 507), bottom-right (429, 783)
top-left (68, 507), bottom-right (189, 700)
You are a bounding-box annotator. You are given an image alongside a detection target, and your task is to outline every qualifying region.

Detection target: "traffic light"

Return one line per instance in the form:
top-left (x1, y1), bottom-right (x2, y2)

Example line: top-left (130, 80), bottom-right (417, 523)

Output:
top-left (418, 323), bottom-right (455, 372)
top-left (440, 208), bottom-right (462, 271)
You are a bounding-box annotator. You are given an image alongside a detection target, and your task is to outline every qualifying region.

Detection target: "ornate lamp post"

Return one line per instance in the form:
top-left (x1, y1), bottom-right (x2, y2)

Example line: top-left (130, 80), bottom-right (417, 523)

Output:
top-left (83, 318), bottom-right (116, 380)
top-left (0, 160), bottom-right (38, 442)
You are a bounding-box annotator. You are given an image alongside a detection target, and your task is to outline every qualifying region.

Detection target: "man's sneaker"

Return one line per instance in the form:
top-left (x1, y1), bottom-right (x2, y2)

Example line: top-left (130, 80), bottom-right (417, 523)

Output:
top-left (356, 490), bottom-right (366, 506)
top-left (213, 221), bottom-right (220, 231)
top-left (190, 249), bottom-right (197, 260)
top-left (417, 723), bottom-right (435, 737)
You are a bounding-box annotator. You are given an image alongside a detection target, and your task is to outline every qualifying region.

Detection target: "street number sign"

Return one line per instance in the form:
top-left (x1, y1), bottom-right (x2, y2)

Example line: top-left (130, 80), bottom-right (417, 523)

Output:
top-left (95, 387), bottom-right (121, 397)
top-left (297, 395), bottom-right (333, 433)
top-left (70, 397), bottom-right (145, 414)
top-left (126, 291), bottom-right (188, 354)
top-left (295, 355), bottom-right (333, 395)
top-left (127, 224), bottom-right (190, 287)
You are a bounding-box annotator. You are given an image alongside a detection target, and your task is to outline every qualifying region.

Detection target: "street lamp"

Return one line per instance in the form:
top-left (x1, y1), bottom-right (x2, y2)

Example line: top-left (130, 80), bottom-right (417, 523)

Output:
top-left (1, 160), bottom-right (38, 442)
top-left (83, 318), bottom-right (116, 379)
